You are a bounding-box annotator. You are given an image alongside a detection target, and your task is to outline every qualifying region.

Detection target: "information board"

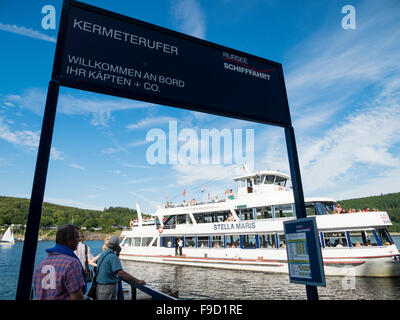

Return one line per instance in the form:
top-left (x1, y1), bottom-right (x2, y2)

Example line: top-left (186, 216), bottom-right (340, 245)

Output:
top-left (52, 0), bottom-right (292, 127)
top-left (283, 217), bottom-right (326, 287)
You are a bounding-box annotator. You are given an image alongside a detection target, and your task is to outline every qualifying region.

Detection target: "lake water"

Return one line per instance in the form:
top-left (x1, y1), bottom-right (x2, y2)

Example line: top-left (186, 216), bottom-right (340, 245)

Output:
top-left (1, 237), bottom-right (400, 300)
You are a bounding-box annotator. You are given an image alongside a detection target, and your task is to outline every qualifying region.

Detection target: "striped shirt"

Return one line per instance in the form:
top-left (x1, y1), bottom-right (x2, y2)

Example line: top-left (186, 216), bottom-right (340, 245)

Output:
top-left (34, 252), bottom-right (85, 300)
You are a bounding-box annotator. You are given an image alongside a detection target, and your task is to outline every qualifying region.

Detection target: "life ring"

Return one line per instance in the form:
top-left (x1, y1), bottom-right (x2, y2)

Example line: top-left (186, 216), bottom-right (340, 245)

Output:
top-left (129, 220), bottom-right (134, 227)
top-left (158, 226), bottom-right (164, 233)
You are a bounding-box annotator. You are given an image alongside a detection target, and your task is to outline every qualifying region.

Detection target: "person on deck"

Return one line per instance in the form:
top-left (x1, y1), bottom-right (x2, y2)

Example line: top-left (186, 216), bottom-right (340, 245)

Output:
top-left (74, 232), bottom-right (94, 273)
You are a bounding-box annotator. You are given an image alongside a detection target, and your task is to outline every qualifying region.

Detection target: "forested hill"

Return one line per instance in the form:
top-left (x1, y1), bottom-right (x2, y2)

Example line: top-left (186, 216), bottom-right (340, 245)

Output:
top-left (0, 196), bottom-right (139, 232)
top-left (338, 192), bottom-right (400, 231)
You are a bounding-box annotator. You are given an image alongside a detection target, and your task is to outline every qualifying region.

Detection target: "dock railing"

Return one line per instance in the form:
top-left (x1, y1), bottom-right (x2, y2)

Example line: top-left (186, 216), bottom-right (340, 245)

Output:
top-left (121, 279), bottom-right (178, 300)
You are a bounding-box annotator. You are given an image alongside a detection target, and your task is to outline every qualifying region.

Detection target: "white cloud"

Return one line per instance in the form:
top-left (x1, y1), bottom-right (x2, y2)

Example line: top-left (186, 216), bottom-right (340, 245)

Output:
top-left (170, 0), bottom-right (206, 39)
top-left (87, 194), bottom-right (103, 199)
top-left (4, 88), bottom-right (153, 127)
top-left (172, 164), bottom-right (238, 186)
top-left (121, 162), bottom-right (150, 169)
top-left (69, 163), bottom-right (86, 171)
top-left (0, 116), bottom-right (63, 160)
top-left (50, 147), bottom-right (64, 161)
top-left (102, 146), bottom-right (127, 155)
top-left (124, 177), bottom-right (162, 185)
top-left (0, 22), bottom-right (56, 43)
top-left (299, 93), bottom-right (400, 195)
top-left (285, 1), bottom-right (400, 133)
top-left (276, 0), bottom-right (400, 199)
top-left (126, 116), bottom-right (176, 130)
top-left (128, 190), bottom-right (161, 214)
top-left (126, 140), bottom-right (148, 148)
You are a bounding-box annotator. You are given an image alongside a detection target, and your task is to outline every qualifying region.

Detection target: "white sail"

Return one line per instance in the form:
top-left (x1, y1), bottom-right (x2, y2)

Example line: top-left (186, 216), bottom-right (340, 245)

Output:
top-left (1, 226), bottom-right (15, 244)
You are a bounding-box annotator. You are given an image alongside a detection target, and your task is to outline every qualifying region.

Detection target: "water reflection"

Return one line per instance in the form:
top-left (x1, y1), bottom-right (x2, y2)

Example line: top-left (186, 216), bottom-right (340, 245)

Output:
top-left (122, 261), bottom-right (400, 300)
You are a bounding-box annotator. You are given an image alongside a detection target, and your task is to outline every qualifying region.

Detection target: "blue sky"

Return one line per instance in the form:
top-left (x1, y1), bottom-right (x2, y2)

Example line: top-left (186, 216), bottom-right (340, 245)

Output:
top-left (0, 0), bottom-right (399, 214)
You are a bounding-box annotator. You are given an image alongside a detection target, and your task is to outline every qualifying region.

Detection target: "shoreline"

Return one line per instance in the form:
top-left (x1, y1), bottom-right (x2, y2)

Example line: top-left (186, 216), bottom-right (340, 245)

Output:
top-left (13, 231), bottom-right (122, 241)
top-left (10, 230), bottom-right (400, 240)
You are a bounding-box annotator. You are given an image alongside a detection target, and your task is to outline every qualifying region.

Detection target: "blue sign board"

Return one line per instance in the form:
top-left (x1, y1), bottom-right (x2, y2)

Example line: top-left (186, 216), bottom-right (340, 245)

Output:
top-left (283, 217), bottom-right (326, 287)
top-left (52, 0), bottom-right (291, 127)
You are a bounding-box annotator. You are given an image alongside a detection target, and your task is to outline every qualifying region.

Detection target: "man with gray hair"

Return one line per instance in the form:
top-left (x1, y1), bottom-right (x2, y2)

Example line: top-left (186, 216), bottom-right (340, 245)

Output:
top-left (95, 235), bottom-right (145, 300)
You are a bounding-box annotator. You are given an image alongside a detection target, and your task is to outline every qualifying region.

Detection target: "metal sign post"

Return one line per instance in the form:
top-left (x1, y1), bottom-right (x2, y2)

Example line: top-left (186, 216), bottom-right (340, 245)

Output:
top-left (16, 80), bottom-right (60, 300)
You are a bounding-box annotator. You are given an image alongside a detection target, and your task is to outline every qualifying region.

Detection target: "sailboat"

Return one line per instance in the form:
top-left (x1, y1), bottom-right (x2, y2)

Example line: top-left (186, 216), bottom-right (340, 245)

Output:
top-left (0, 226), bottom-right (15, 245)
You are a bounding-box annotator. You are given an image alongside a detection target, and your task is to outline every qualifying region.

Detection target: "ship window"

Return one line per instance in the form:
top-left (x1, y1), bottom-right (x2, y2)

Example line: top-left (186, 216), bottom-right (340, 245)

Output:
top-left (161, 236), bottom-right (175, 247)
top-left (193, 213), bottom-right (205, 223)
top-left (258, 234), bottom-right (276, 248)
top-left (216, 211), bottom-right (230, 222)
top-left (305, 203), bottom-right (317, 216)
top-left (185, 236), bottom-right (196, 248)
top-left (363, 230), bottom-right (379, 246)
top-left (256, 206), bottom-right (272, 219)
top-left (239, 208), bottom-right (254, 220)
top-left (278, 234), bottom-right (286, 248)
top-left (377, 228), bottom-right (394, 245)
top-left (163, 215), bottom-right (176, 228)
top-left (247, 179), bottom-right (253, 193)
top-left (211, 236), bottom-right (224, 248)
top-left (197, 236), bottom-right (209, 248)
top-left (193, 212), bottom-right (215, 223)
top-left (314, 202), bottom-right (333, 215)
top-left (132, 237), bottom-right (141, 246)
top-left (274, 204), bottom-right (294, 218)
top-left (254, 176), bottom-right (263, 185)
top-left (275, 176), bottom-right (287, 187)
top-left (226, 235), bottom-right (240, 248)
top-left (323, 232), bottom-right (348, 248)
top-left (152, 237), bottom-right (158, 247)
top-left (265, 175), bottom-right (275, 184)
top-left (349, 230), bottom-right (379, 247)
top-left (122, 237), bottom-right (132, 246)
top-left (242, 235), bottom-right (257, 249)
top-left (141, 237), bottom-right (153, 247)
top-left (177, 214), bottom-right (190, 224)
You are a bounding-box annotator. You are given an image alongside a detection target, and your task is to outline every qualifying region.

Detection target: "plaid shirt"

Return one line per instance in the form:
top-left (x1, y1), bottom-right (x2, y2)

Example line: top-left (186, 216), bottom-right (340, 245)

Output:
top-left (34, 252), bottom-right (85, 300)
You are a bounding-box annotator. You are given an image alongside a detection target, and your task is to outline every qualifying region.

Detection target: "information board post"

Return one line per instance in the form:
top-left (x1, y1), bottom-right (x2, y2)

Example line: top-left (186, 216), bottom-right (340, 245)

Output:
top-left (284, 126), bottom-right (323, 300)
top-left (16, 80), bottom-right (60, 300)
top-left (283, 217), bottom-right (326, 300)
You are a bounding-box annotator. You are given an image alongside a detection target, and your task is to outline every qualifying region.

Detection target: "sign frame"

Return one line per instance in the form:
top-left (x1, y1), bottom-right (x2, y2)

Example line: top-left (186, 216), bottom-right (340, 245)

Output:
top-left (16, 0), bottom-right (319, 300)
top-left (51, 0), bottom-right (292, 128)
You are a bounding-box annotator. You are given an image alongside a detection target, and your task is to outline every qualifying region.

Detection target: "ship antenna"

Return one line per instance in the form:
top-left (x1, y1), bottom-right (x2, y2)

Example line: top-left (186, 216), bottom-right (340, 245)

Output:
top-left (136, 203), bottom-right (143, 227)
top-left (242, 163), bottom-right (251, 174)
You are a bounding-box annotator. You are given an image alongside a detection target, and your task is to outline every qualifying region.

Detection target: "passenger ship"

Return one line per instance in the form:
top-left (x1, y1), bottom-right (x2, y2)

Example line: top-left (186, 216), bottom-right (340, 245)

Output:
top-left (119, 170), bottom-right (400, 277)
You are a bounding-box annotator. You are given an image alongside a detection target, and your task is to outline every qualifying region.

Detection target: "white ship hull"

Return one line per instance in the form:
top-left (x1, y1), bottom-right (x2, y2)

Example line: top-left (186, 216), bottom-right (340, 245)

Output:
top-left (119, 170), bottom-right (400, 277)
top-left (120, 245), bottom-right (400, 277)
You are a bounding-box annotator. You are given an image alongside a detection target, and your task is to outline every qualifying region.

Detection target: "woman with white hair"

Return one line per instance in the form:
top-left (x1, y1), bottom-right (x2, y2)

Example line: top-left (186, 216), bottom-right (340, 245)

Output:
top-left (93, 236), bottom-right (146, 300)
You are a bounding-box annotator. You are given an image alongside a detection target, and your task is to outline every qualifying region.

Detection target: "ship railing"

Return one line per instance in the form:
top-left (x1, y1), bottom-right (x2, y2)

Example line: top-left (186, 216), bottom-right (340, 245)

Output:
top-left (121, 279), bottom-right (177, 300)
